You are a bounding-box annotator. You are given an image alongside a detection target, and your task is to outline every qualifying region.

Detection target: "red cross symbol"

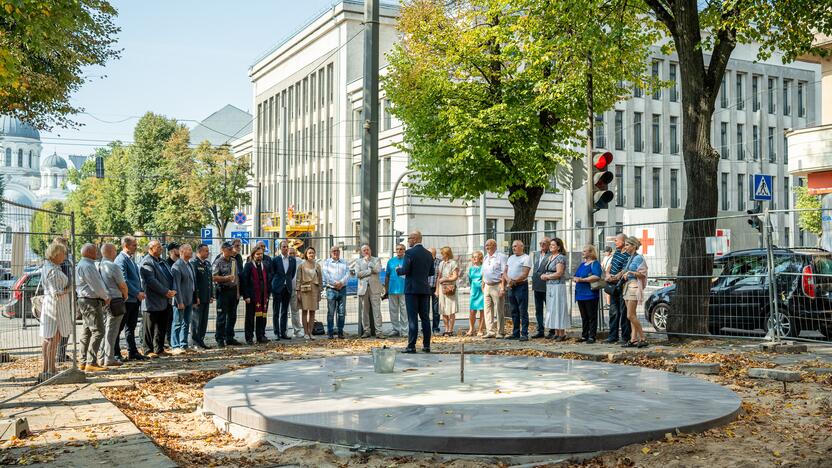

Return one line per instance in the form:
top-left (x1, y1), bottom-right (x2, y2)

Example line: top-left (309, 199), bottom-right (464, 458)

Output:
top-left (639, 229), bottom-right (655, 256)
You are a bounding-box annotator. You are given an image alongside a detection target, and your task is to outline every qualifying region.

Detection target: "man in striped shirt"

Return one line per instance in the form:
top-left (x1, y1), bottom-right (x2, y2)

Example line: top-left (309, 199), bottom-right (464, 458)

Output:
top-left (605, 233), bottom-right (632, 344)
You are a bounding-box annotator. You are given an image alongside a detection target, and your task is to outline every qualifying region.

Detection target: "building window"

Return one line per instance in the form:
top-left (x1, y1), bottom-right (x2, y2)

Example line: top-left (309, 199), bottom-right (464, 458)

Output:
top-left (798, 81), bottom-right (806, 118)
top-left (381, 157), bottom-right (391, 191)
top-left (784, 227), bottom-right (790, 247)
top-left (4, 148), bottom-right (10, 166)
top-left (784, 177), bottom-right (790, 210)
top-left (17, 149), bottom-right (23, 167)
top-left (352, 164), bottom-right (361, 198)
top-left (486, 218), bottom-right (498, 239)
top-left (669, 63), bottom-right (678, 102)
top-left (634, 83), bottom-right (643, 98)
top-left (354, 108), bottom-right (363, 141)
top-left (783, 135), bottom-right (788, 164)
top-left (544, 220), bottom-right (557, 239)
top-left (652, 168), bottom-right (662, 208)
top-left (383, 99), bottom-right (392, 131)
top-left (327, 63), bottom-right (334, 103)
top-left (634, 166), bottom-right (643, 208)
top-left (594, 113), bottom-right (606, 148)
top-left (720, 74), bottom-right (729, 108)
top-left (651, 114), bottom-right (661, 153)
top-left (4, 226), bottom-right (10, 244)
top-left (736, 124), bottom-right (744, 160)
top-left (721, 172), bottom-right (729, 211)
top-left (752, 75), bottom-right (760, 111)
top-left (28, 150), bottom-right (32, 168)
top-left (651, 61), bottom-right (661, 100)
top-left (720, 122), bottom-right (729, 159)
top-left (783, 79), bottom-right (791, 116)
top-left (670, 169), bottom-right (679, 208)
top-left (768, 127), bottom-right (776, 163)
top-left (615, 164), bottom-right (624, 206)
top-left (768, 77), bottom-right (776, 114)
top-left (634, 112), bottom-right (643, 152)
top-left (737, 174), bottom-right (745, 211)
top-left (52, 174), bottom-right (58, 188)
top-left (752, 125), bottom-right (759, 160)
top-left (736, 73), bottom-right (744, 110)
top-left (669, 116), bottom-right (679, 154)
top-left (614, 110), bottom-right (624, 150)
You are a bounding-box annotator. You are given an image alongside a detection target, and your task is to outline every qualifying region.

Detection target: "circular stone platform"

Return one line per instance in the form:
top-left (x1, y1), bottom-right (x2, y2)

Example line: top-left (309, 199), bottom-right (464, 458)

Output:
top-left (203, 355), bottom-right (741, 455)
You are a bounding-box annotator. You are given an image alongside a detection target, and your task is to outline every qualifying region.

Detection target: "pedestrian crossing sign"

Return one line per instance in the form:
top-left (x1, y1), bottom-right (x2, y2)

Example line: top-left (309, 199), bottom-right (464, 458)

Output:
top-left (752, 174), bottom-right (773, 201)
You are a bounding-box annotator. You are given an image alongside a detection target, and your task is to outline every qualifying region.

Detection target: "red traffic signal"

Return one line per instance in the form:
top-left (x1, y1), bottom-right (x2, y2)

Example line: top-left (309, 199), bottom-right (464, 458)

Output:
top-left (591, 151), bottom-right (615, 210)
top-left (593, 151), bottom-right (613, 170)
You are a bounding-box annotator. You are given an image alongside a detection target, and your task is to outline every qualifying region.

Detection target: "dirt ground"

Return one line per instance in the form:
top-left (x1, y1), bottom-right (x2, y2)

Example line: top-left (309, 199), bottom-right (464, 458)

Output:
top-left (4, 334), bottom-right (832, 467)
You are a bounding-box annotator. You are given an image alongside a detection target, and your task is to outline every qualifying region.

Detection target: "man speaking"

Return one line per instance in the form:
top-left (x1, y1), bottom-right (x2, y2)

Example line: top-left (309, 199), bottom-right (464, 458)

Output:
top-left (396, 230), bottom-right (435, 354)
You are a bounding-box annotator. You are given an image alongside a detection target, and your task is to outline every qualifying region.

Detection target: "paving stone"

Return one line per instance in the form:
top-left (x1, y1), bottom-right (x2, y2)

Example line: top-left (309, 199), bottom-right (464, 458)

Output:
top-left (758, 343), bottom-right (808, 354)
top-left (676, 363), bottom-right (721, 375)
top-left (747, 368), bottom-right (802, 382)
top-left (805, 367), bottom-right (832, 375)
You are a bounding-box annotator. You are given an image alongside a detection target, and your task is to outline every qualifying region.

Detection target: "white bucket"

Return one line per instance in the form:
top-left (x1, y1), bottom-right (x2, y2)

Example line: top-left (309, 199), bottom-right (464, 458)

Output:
top-left (372, 347), bottom-right (397, 373)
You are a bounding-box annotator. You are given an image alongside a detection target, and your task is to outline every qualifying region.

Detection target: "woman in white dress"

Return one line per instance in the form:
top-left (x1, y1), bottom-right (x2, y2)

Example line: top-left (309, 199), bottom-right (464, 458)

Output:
top-left (542, 238), bottom-right (570, 341)
top-left (39, 242), bottom-right (72, 382)
top-left (436, 246), bottom-right (460, 336)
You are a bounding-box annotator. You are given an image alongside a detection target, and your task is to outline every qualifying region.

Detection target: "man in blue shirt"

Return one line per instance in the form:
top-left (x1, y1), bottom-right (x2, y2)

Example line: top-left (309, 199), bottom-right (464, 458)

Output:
top-left (115, 235), bottom-right (145, 361)
top-left (604, 233), bottom-right (632, 344)
top-left (384, 243), bottom-right (407, 337)
top-left (322, 246), bottom-right (350, 339)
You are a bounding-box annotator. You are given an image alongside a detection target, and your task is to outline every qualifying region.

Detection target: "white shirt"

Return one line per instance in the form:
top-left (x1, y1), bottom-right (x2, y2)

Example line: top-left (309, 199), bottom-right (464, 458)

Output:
top-left (506, 254), bottom-right (532, 281)
top-left (482, 251), bottom-right (507, 284)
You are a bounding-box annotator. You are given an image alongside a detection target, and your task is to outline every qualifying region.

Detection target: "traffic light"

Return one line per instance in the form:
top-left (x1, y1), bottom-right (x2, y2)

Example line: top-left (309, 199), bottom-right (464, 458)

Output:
top-left (747, 209), bottom-right (762, 232)
top-left (394, 230), bottom-right (404, 245)
top-left (95, 156), bottom-right (104, 179)
top-left (591, 151), bottom-right (614, 211)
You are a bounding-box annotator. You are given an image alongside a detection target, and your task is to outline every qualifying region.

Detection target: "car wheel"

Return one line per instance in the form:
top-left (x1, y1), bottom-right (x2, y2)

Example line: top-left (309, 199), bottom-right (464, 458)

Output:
top-left (650, 303), bottom-right (669, 332)
top-left (766, 308), bottom-right (800, 338)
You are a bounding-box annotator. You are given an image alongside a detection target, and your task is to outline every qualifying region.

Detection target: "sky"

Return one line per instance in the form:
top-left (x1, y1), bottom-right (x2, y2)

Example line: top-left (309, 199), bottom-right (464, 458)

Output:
top-left (41, 0), bottom-right (337, 157)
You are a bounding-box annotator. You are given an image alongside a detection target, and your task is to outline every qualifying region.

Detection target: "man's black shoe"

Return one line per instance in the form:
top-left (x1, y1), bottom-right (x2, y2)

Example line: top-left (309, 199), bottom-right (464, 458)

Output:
top-left (226, 339), bottom-right (242, 346)
top-left (128, 353), bottom-right (147, 361)
top-left (216, 341), bottom-right (226, 348)
top-left (280, 334), bottom-right (292, 340)
top-left (505, 335), bottom-right (519, 340)
top-left (257, 338), bottom-right (269, 344)
top-left (605, 337), bottom-right (618, 343)
top-left (401, 348), bottom-right (417, 354)
top-left (586, 338), bottom-right (596, 344)
top-left (532, 331), bottom-right (545, 339)
top-left (519, 336), bottom-right (529, 342)
top-left (246, 340), bottom-right (254, 346)
top-left (337, 332), bottom-right (345, 339)
top-left (328, 334), bottom-right (335, 339)
top-left (421, 347), bottom-right (431, 353)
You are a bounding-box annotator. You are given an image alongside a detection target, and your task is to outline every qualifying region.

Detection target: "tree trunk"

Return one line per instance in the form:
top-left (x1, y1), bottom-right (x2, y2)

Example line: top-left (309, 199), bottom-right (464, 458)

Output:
top-left (508, 185), bottom-right (544, 254)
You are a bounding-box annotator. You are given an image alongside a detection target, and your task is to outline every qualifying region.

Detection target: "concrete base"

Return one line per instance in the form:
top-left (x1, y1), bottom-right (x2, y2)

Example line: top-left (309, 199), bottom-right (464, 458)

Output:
top-left (204, 355), bottom-right (742, 455)
top-left (51, 367), bottom-right (88, 385)
top-left (0, 418), bottom-right (29, 441)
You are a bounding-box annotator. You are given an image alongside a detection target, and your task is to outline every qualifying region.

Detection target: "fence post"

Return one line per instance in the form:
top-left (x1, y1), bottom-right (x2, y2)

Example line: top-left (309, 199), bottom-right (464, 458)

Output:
top-left (59, 211), bottom-right (86, 383)
top-left (764, 210), bottom-right (780, 342)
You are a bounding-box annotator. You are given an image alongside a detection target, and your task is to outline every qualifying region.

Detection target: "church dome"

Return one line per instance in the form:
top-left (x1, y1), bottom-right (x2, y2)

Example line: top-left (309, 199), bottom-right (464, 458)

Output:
top-left (40, 152), bottom-right (67, 170)
top-left (0, 115), bottom-right (40, 140)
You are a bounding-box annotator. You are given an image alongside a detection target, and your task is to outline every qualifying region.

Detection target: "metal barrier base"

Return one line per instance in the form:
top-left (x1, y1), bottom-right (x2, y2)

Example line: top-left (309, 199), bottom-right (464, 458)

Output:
top-left (51, 367), bottom-right (87, 385)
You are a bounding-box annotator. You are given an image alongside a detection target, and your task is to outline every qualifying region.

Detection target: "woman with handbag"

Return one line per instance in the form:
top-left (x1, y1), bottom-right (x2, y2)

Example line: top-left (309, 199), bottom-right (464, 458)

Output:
top-left (38, 242), bottom-right (71, 383)
top-left (572, 245), bottom-right (603, 344)
top-left (542, 238), bottom-right (569, 341)
top-left (617, 236), bottom-right (649, 348)
top-left (466, 250), bottom-right (485, 336)
top-left (296, 247), bottom-right (323, 340)
top-left (436, 246), bottom-right (460, 336)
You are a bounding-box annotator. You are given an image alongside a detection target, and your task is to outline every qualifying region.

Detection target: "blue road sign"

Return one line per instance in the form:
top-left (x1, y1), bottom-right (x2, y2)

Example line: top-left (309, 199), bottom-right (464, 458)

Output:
top-left (200, 228), bottom-right (213, 245)
top-left (231, 231), bottom-right (250, 245)
top-left (256, 239), bottom-right (270, 254)
top-left (234, 211), bottom-right (247, 225)
top-left (753, 174), bottom-right (773, 201)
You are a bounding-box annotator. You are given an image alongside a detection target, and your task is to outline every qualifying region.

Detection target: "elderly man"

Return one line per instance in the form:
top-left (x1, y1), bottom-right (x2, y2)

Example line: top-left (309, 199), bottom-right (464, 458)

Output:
top-left (288, 247), bottom-right (303, 337)
top-left (271, 240), bottom-right (296, 341)
top-left (531, 237), bottom-right (551, 339)
top-left (323, 245), bottom-right (350, 339)
top-left (190, 243), bottom-right (213, 349)
top-left (140, 240), bottom-right (177, 358)
top-left (482, 238), bottom-right (508, 338)
top-left (256, 240), bottom-right (273, 272)
top-left (604, 233), bottom-right (632, 344)
top-left (76, 243), bottom-right (110, 372)
top-left (171, 244), bottom-right (196, 354)
top-left (427, 247), bottom-right (442, 334)
top-left (385, 243), bottom-right (407, 337)
top-left (115, 236), bottom-right (146, 361)
top-left (213, 241), bottom-right (241, 347)
top-left (505, 240), bottom-right (532, 341)
top-left (397, 230), bottom-right (435, 353)
top-left (98, 243), bottom-right (128, 367)
top-left (356, 244), bottom-right (384, 338)
top-left (162, 243), bottom-right (179, 345)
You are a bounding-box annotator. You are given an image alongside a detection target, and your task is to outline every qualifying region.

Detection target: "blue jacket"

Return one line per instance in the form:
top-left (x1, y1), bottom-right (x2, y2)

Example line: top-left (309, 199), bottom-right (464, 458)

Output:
top-left (115, 251), bottom-right (143, 303)
top-left (270, 254), bottom-right (297, 295)
top-left (139, 254), bottom-right (172, 312)
top-left (396, 244), bottom-right (435, 295)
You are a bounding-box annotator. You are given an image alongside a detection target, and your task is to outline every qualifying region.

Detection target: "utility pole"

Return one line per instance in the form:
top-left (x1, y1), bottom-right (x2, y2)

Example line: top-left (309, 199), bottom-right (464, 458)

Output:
top-left (479, 193), bottom-right (487, 247)
top-left (279, 105), bottom-right (288, 239)
top-left (585, 54), bottom-right (595, 248)
top-left (360, 0), bottom-right (380, 253)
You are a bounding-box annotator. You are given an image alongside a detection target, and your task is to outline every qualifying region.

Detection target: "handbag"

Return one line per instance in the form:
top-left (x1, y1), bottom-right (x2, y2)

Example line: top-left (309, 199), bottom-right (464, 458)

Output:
top-left (300, 284), bottom-right (312, 292)
top-left (31, 271), bottom-right (44, 320)
top-left (312, 320), bottom-right (326, 335)
top-left (590, 279), bottom-right (608, 291)
top-left (603, 255), bottom-right (635, 295)
top-left (442, 283), bottom-right (456, 296)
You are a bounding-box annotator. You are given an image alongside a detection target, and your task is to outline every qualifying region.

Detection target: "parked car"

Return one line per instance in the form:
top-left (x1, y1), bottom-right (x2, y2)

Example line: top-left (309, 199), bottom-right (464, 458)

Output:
top-left (644, 248), bottom-right (832, 339)
top-left (0, 270), bottom-right (42, 320)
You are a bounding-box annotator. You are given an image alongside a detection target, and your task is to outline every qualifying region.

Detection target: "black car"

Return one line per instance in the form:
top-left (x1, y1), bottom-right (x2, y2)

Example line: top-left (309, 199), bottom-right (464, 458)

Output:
top-left (645, 248), bottom-right (832, 339)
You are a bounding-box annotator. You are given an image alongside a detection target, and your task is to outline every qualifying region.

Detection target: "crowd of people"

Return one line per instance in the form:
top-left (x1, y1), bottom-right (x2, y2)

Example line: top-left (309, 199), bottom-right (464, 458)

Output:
top-left (33, 229), bottom-right (648, 381)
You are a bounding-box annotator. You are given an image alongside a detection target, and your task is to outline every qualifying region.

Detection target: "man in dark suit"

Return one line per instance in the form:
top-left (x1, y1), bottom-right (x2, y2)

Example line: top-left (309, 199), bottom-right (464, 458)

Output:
top-left (190, 243), bottom-right (213, 349)
top-left (531, 237), bottom-right (551, 338)
top-left (271, 239), bottom-right (296, 340)
top-left (139, 240), bottom-right (177, 358)
top-left (396, 230), bottom-right (435, 353)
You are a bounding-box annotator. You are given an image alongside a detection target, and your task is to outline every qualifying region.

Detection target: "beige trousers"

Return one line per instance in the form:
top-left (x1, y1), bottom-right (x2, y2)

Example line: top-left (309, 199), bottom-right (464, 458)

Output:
top-left (483, 283), bottom-right (505, 336)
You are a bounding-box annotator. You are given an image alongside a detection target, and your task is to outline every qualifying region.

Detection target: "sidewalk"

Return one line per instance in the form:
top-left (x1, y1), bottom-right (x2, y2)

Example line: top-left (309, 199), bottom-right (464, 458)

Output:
top-left (0, 380), bottom-right (176, 467)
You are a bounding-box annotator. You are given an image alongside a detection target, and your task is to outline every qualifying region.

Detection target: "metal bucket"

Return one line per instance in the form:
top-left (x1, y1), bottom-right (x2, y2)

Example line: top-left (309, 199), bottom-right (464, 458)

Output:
top-left (372, 347), bottom-right (397, 374)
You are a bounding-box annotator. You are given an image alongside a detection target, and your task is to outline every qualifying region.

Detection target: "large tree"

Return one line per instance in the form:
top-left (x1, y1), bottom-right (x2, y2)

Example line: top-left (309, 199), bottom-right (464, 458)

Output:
top-left (154, 128), bottom-right (208, 235)
top-left (638, 0), bottom-right (832, 336)
top-left (384, 0), bottom-right (655, 243)
top-left (192, 142), bottom-right (251, 240)
top-left (0, 0), bottom-right (120, 129)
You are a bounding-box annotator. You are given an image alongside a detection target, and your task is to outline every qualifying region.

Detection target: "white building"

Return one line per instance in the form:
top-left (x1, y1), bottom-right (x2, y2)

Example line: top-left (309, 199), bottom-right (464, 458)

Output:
top-left (250, 1), bottom-right (820, 259)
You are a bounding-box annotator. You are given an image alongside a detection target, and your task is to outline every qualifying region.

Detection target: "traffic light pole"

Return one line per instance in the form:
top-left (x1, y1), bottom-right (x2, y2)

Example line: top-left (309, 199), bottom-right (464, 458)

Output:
top-left (585, 54), bottom-right (595, 247)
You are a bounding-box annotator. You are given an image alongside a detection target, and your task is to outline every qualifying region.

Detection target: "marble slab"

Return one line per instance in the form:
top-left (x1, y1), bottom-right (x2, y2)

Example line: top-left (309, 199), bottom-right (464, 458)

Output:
top-left (203, 354), bottom-right (741, 454)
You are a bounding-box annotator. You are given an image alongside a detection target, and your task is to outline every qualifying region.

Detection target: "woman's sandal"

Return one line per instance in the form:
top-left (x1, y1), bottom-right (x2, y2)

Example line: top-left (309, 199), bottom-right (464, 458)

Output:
top-left (621, 341), bottom-right (639, 348)
top-left (637, 340), bottom-right (649, 348)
